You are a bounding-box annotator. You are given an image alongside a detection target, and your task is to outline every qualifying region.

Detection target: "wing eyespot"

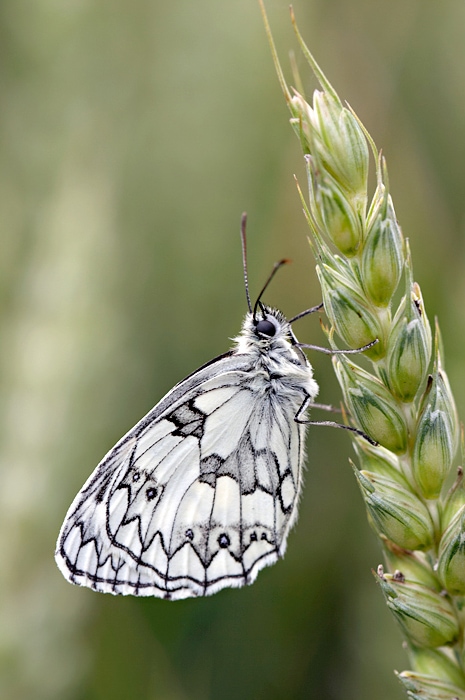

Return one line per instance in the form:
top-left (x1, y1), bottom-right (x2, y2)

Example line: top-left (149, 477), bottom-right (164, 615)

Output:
top-left (185, 529), bottom-right (194, 541)
top-left (218, 533), bottom-right (230, 548)
top-left (146, 487), bottom-right (158, 501)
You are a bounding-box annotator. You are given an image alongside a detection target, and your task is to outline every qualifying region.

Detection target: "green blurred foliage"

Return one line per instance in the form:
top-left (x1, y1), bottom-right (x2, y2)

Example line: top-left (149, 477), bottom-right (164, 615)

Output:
top-left (1, 1), bottom-right (464, 699)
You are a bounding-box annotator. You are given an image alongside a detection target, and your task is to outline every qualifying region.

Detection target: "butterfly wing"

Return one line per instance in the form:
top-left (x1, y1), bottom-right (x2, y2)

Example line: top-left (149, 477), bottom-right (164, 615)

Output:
top-left (55, 351), bottom-right (307, 599)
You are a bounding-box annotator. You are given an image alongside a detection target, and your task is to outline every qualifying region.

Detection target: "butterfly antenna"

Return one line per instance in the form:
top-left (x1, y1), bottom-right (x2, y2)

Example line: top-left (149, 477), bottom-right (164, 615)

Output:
top-left (289, 303), bottom-right (324, 324)
top-left (241, 213), bottom-right (253, 314)
top-left (253, 258), bottom-right (290, 320)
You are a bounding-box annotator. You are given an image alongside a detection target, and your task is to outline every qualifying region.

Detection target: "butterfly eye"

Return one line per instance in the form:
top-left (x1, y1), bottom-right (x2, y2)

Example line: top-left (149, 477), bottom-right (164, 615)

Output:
top-left (255, 319), bottom-right (276, 337)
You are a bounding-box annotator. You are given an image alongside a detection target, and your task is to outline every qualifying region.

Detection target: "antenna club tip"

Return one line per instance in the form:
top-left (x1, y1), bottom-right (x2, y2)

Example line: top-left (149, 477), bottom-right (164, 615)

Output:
top-left (241, 211), bottom-right (247, 238)
top-left (241, 213), bottom-right (248, 236)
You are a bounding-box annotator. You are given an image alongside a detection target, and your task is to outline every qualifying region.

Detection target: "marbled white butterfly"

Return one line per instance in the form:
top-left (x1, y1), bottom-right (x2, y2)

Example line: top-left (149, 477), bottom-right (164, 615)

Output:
top-left (55, 215), bottom-right (374, 599)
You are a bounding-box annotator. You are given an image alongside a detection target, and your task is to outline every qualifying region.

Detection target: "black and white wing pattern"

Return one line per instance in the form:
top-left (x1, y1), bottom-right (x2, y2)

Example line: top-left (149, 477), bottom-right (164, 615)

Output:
top-left (55, 306), bottom-right (318, 599)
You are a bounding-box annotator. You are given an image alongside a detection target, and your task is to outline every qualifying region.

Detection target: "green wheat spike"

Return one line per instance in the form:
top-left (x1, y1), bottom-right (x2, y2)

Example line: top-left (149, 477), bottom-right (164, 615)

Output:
top-left (259, 1), bottom-right (465, 696)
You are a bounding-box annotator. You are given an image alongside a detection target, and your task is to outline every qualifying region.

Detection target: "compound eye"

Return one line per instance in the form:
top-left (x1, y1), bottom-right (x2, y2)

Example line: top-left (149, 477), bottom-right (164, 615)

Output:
top-left (256, 319), bottom-right (276, 337)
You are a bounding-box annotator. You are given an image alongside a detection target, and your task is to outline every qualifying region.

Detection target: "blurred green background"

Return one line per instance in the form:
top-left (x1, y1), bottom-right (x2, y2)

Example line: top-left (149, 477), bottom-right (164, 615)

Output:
top-left (1, 1), bottom-right (465, 699)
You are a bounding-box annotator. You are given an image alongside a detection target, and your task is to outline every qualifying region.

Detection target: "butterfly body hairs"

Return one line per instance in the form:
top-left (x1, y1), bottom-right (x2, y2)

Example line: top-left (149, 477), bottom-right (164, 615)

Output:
top-left (57, 215), bottom-right (368, 600)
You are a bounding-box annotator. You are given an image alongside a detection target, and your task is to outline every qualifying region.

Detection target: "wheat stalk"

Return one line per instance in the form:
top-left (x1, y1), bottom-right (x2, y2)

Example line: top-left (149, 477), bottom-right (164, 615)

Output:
top-left (259, 3), bottom-right (465, 697)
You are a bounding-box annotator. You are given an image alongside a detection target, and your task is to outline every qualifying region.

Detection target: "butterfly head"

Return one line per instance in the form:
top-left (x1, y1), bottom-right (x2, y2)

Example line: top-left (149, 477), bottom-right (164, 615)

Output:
top-left (252, 306), bottom-right (288, 341)
top-left (234, 304), bottom-right (299, 355)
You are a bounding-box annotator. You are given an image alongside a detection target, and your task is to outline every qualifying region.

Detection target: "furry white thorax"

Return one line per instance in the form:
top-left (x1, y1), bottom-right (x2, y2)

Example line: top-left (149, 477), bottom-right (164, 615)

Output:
top-left (233, 305), bottom-right (319, 402)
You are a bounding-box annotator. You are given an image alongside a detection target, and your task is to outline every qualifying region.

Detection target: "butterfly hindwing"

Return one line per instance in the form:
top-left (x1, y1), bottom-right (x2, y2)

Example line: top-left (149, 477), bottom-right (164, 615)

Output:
top-left (55, 306), bottom-right (318, 599)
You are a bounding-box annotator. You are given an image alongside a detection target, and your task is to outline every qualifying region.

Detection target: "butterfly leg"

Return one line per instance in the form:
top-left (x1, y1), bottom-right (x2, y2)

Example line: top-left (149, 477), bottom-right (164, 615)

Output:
top-left (295, 338), bottom-right (378, 355)
top-left (294, 392), bottom-right (378, 446)
top-left (311, 402), bottom-right (342, 413)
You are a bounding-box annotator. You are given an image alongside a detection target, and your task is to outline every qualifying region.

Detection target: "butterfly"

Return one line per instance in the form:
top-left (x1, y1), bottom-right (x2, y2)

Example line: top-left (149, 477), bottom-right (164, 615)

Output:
top-left (55, 215), bottom-right (373, 600)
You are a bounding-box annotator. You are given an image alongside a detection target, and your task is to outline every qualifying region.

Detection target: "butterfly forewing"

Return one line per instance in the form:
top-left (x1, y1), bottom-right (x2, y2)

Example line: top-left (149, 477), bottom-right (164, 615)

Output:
top-left (55, 306), bottom-right (318, 599)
